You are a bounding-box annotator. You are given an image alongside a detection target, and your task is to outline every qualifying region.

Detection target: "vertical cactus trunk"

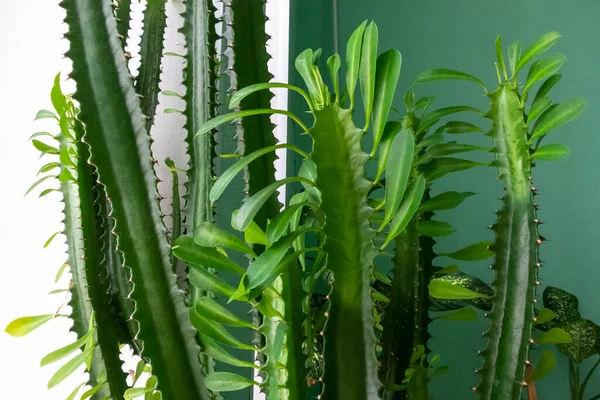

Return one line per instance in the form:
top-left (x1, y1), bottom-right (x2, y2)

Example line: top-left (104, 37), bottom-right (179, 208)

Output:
top-left (476, 84), bottom-right (539, 399)
top-left (311, 106), bottom-right (380, 400)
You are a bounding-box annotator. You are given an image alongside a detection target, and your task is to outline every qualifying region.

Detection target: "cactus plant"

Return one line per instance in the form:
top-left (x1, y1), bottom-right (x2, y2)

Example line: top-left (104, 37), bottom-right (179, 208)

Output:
top-left (416, 32), bottom-right (585, 399)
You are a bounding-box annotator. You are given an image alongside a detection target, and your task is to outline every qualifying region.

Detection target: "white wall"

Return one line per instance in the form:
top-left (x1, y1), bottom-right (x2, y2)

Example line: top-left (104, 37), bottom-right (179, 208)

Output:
top-left (0, 1), bottom-right (288, 398)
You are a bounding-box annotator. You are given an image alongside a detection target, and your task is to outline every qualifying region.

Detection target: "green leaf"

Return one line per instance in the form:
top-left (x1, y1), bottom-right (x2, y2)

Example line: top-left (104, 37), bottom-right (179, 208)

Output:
top-left (244, 220), bottom-right (269, 246)
top-left (419, 143), bottom-right (486, 164)
top-left (34, 109), bottom-right (57, 120)
top-left (51, 73), bottom-right (68, 116)
top-left (81, 382), bottom-right (106, 399)
top-left (371, 49), bottom-right (402, 153)
top-left (533, 74), bottom-right (562, 103)
top-left (39, 188), bottom-right (58, 198)
top-left (55, 263), bottom-right (68, 283)
top-left (25, 175), bottom-right (55, 196)
top-left (414, 96), bottom-right (435, 113)
top-left (416, 220), bottom-right (455, 237)
top-left (58, 168), bottom-right (76, 183)
top-left (530, 350), bottom-right (557, 382)
top-left (374, 269), bottom-right (392, 285)
top-left (60, 147), bottom-right (76, 168)
top-left (530, 98), bottom-right (587, 140)
top-left (29, 131), bottom-right (55, 140)
top-left (189, 311), bottom-right (255, 351)
top-left (32, 139), bottom-right (59, 155)
top-left (41, 330), bottom-right (94, 366)
top-left (444, 121), bottom-right (485, 134)
top-left (515, 31), bottom-right (561, 73)
top-left (48, 345), bottom-right (95, 389)
top-left (124, 386), bottom-right (154, 399)
top-left (432, 307), bottom-right (478, 321)
top-left (160, 90), bottom-right (182, 98)
top-left (195, 297), bottom-right (255, 329)
top-left (433, 265), bottom-right (460, 275)
top-left (197, 109), bottom-right (308, 136)
top-left (48, 289), bottom-right (69, 295)
top-left (205, 372), bottom-right (257, 392)
top-left (416, 132), bottom-right (444, 150)
top-left (233, 177), bottom-right (303, 231)
top-left (523, 54), bottom-right (566, 95)
top-left (429, 280), bottom-right (488, 300)
top-left (38, 162), bottom-right (60, 174)
top-left (508, 40), bottom-right (521, 77)
top-left (193, 222), bottom-right (256, 257)
top-left (200, 335), bottom-right (259, 369)
top-left (432, 365), bottom-right (451, 377)
top-left (189, 267), bottom-right (236, 299)
top-left (163, 108), bottom-right (183, 114)
top-left (295, 49), bottom-right (324, 106)
top-left (59, 113), bottom-right (75, 141)
top-left (359, 22), bottom-right (378, 130)
top-left (419, 157), bottom-right (486, 181)
top-left (374, 122), bottom-right (403, 182)
top-left (529, 96), bottom-right (552, 123)
top-left (412, 69), bottom-right (486, 90)
top-left (440, 241), bottom-right (493, 261)
top-left (5, 314), bottom-right (54, 337)
top-left (419, 191), bottom-right (467, 212)
top-left (229, 82), bottom-right (311, 111)
top-left (535, 308), bottom-right (557, 325)
top-left (266, 202), bottom-right (306, 244)
top-left (210, 144), bottom-right (305, 203)
top-left (172, 236), bottom-right (245, 275)
top-left (43, 231), bottom-right (62, 248)
top-left (382, 175), bottom-right (426, 248)
top-left (532, 143), bottom-right (570, 161)
top-left (380, 129), bottom-right (415, 230)
top-left (557, 318), bottom-right (600, 362)
top-left (536, 328), bottom-right (572, 344)
top-left (345, 20), bottom-right (368, 108)
top-left (327, 54), bottom-right (342, 99)
top-left (418, 106), bottom-right (484, 134)
top-left (495, 36), bottom-right (508, 79)
top-left (65, 383), bottom-right (86, 400)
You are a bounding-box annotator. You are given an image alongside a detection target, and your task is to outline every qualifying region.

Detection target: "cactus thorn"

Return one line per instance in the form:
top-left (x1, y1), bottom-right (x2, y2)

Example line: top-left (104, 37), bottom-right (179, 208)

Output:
top-left (472, 387), bottom-right (478, 392)
top-left (520, 381), bottom-right (528, 387)
top-left (536, 262), bottom-right (542, 267)
top-left (529, 338), bottom-right (535, 344)
top-left (533, 299), bottom-right (538, 303)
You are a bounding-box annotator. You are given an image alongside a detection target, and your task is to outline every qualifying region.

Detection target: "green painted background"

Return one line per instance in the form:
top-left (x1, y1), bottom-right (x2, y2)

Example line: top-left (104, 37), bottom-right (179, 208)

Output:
top-left (289, 1), bottom-right (600, 398)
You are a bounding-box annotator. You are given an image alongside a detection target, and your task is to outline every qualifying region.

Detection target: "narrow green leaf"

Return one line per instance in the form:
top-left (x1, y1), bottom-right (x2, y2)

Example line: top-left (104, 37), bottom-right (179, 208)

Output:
top-left (534, 74), bottom-right (562, 103)
top-left (189, 267), bottom-right (236, 299)
top-left (50, 73), bottom-right (68, 116)
top-left (432, 365), bottom-right (451, 377)
top-left (444, 121), bottom-right (485, 134)
top-left (34, 109), bottom-right (57, 120)
top-left (380, 129), bottom-right (414, 230)
top-left (5, 314), bottom-right (54, 337)
top-left (419, 106), bottom-right (484, 133)
top-left (32, 140), bottom-right (59, 155)
top-left (419, 157), bottom-right (486, 181)
top-left (433, 265), bottom-right (460, 275)
top-left (48, 289), bottom-right (68, 295)
top-left (81, 382), bottom-right (106, 399)
top-left (429, 280), bottom-right (488, 300)
top-left (372, 291), bottom-right (390, 304)
top-left (124, 386), bottom-right (154, 399)
top-left (58, 113), bottom-right (75, 141)
top-left (38, 162), bottom-right (60, 174)
top-left (374, 122), bottom-right (403, 182)
top-left (414, 96), bottom-right (435, 113)
top-left (530, 350), bottom-right (557, 382)
top-left (44, 231), bottom-right (62, 248)
top-left (200, 335), bottom-right (259, 369)
top-left (440, 241), bottom-right (493, 261)
top-left (416, 220), bottom-right (455, 237)
top-left (345, 20), bottom-right (368, 108)
top-left (432, 307), bottom-right (478, 321)
top-left (58, 168), bottom-right (76, 183)
top-left (66, 383), bottom-right (86, 400)
top-left (59, 147), bottom-right (76, 168)
top-left (298, 159), bottom-right (321, 204)
top-left (195, 297), bottom-right (255, 329)
top-left (41, 330), bottom-right (94, 366)
top-left (163, 108), bottom-right (183, 114)
top-left (193, 223), bottom-right (256, 258)
top-left (266, 202), bottom-right (305, 244)
top-left (532, 143), bottom-right (570, 161)
top-left (295, 49), bottom-right (323, 105)
top-left (327, 54), bottom-right (342, 100)
top-left (160, 90), bottom-right (182, 98)
top-left (55, 263), bottom-right (68, 283)
top-left (382, 175), bottom-right (426, 248)
top-left (508, 40), bottom-right (521, 77)
top-left (530, 98), bottom-right (587, 140)
top-left (371, 49), bottom-right (401, 152)
top-left (48, 346), bottom-right (95, 389)
top-left (39, 188), bottom-right (58, 198)
top-left (189, 312), bottom-right (255, 351)
top-left (523, 54), bottom-right (566, 95)
top-left (421, 143), bottom-right (486, 163)
top-left (233, 177), bottom-right (303, 231)
top-left (210, 144), bottom-right (306, 203)
top-left (359, 22), bottom-right (378, 130)
top-left (205, 372), bottom-right (257, 392)
top-left (535, 308), bottom-right (557, 325)
top-left (197, 109), bottom-right (308, 136)
top-left (244, 220), bottom-right (269, 246)
top-left (413, 69), bottom-right (486, 90)
top-left (172, 236), bottom-right (245, 275)
top-left (495, 36), bottom-right (508, 80)
top-left (29, 131), bottom-right (55, 140)
top-left (25, 175), bottom-right (55, 196)
top-left (515, 31), bottom-right (561, 73)
top-left (536, 328), bottom-right (572, 344)
top-left (374, 269), bottom-right (392, 285)
top-left (529, 96), bottom-right (552, 123)
top-left (419, 191), bottom-right (467, 212)
top-left (416, 132), bottom-right (444, 150)
top-left (229, 82), bottom-right (311, 111)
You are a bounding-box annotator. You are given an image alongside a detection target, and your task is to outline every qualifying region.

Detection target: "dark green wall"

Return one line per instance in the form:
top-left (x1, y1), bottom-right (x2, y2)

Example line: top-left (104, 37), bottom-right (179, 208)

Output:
top-left (290, 0), bottom-right (600, 398)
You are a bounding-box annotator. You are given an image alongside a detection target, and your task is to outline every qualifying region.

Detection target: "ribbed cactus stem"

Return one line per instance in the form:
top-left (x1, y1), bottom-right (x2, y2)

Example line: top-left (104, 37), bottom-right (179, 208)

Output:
top-left (476, 83), bottom-right (539, 399)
